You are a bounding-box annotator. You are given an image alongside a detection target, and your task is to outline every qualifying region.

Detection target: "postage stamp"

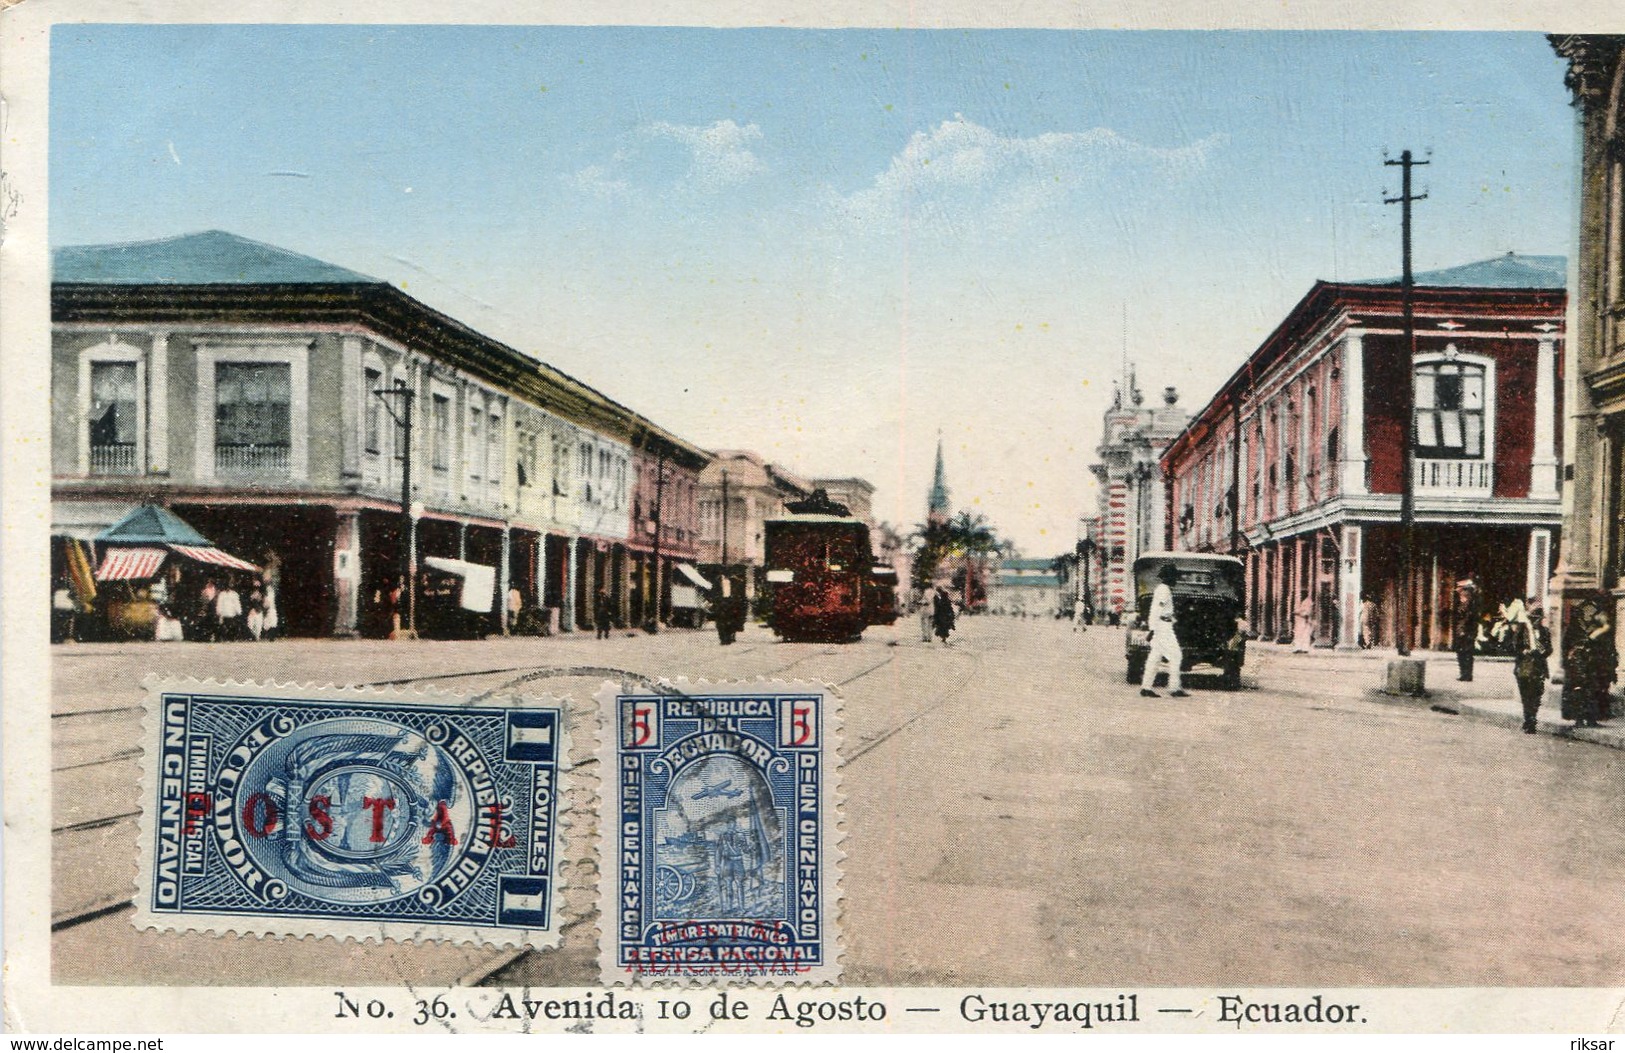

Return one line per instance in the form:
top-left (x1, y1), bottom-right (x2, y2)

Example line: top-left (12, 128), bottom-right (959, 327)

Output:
top-left (596, 680), bottom-right (843, 985)
top-left (134, 678), bottom-right (572, 948)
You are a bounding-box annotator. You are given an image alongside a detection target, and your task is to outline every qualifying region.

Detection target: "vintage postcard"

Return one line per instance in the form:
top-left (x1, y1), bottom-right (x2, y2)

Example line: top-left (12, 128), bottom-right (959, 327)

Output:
top-left (5, 0), bottom-right (1625, 1038)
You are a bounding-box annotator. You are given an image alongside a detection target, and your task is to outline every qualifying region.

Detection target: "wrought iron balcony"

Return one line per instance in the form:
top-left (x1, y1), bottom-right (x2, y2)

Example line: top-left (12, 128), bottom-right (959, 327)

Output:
top-left (214, 443), bottom-right (290, 476)
top-left (89, 443), bottom-right (138, 475)
top-left (1414, 458), bottom-right (1492, 494)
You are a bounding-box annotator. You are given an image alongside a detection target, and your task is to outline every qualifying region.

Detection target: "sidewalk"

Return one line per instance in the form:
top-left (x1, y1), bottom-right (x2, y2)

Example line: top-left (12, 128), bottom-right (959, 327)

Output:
top-left (1246, 640), bottom-right (1625, 751)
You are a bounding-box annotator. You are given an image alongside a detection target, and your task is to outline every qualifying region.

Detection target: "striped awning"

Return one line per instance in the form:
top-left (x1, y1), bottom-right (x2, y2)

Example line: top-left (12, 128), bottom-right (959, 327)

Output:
top-left (169, 545), bottom-right (260, 573)
top-left (95, 547), bottom-right (169, 582)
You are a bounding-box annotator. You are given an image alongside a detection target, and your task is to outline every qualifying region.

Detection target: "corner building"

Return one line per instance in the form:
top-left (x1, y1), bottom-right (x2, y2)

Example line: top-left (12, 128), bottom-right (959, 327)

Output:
top-left (1161, 255), bottom-right (1565, 649)
top-left (51, 231), bottom-right (709, 637)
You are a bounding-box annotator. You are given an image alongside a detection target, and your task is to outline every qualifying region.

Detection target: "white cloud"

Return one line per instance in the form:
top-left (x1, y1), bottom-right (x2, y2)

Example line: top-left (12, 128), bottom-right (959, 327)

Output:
top-left (643, 118), bottom-right (767, 191)
top-left (834, 115), bottom-right (1225, 236)
top-left (567, 163), bottom-right (632, 200)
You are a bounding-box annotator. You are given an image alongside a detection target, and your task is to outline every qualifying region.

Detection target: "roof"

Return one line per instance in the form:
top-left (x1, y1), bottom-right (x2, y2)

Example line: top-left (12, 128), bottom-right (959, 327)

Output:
top-left (1134, 551), bottom-right (1245, 566)
top-left (1001, 557), bottom-right (1062, 571)
top-left (994, 574), bottom-right (1061, 588)
top-left (97, 504), bottom-right (215, 546)
top-left (54, 230), bottom-right (381, 285)
top-left (1351, 252), bottom-right (1566, 290)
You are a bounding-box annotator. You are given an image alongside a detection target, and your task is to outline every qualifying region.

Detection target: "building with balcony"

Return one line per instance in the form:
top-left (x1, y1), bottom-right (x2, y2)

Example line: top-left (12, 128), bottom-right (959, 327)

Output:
top-left (51, 230), bottom-right (709, 637)
top-left (1084, 371), bottom-right (1188, 619)
top-left (1160, 253), bottom-right (1565, 649)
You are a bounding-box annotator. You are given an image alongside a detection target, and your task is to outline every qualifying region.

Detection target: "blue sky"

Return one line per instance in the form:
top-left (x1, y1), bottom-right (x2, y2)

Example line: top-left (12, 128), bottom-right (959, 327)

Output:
top-left (50, 26), bottom-right (1576, 551)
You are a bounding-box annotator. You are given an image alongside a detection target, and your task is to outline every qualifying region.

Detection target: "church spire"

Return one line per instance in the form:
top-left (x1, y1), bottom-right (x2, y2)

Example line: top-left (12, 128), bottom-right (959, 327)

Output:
top-left (928, 432), bottom-right (951, 525)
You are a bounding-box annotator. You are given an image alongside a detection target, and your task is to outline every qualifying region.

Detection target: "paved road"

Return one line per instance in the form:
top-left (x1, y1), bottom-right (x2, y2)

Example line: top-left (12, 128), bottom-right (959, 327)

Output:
top-left (50, 617), bottom-right (1625, 987)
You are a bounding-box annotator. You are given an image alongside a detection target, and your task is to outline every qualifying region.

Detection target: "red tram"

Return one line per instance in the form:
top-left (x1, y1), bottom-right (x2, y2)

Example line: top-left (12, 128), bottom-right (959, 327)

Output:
top-left (763, 491), bottom-right (898, 643)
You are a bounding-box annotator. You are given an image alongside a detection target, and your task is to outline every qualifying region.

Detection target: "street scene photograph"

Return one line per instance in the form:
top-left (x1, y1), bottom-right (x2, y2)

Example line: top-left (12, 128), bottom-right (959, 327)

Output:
top-left (24, 15), bottom-right (1625, 1015)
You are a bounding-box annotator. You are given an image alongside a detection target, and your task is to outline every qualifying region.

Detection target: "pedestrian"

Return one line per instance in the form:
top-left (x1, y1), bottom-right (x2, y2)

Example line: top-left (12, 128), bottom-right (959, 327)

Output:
top-left (52, 581), bottom-right (77, 644)
top-left (1562, 599), bottom-right (1617, 729)
top-left (1073, 601), bottom-right (1088, 633)
top-left (262, 581), bottom-right (279, 641)
top-left (508, 585), bottom-right (524, 634)
top-left (1513, 605), bottom-right (1553, 734)
top-left (918, 593), bottom-right (933, 643)
top-left (715, 576), bottom-right (738, 646)
top-left (931, 586), bottom-right (956, 644)
top-left (197, 577), bottom-right (219, 642)
top-left (215, 578), bottom-right (244, 642)
top-left (1358, 594), bottom-right (1378, 649)
top-left (246, 582), bottom-right (265, 641)
top-left (1291, 592), bottom-right (1315, 653)
top-left (1451, 581), bottom-right (1480, 682)
top-left (1140, 564), bottom-right (1188, 698)
top-left (594, 587), bottom-right (612, 640)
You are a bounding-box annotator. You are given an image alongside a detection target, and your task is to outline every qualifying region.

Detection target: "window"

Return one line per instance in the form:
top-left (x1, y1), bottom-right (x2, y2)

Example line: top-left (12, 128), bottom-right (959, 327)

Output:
top-left (364, 367), bottom-right (382, 454)
top-left (89, 361), bottom-right (139, 475)
top-left (215, 363), bottom-right (291, 474)
top-left (468, 406), bottom-right (483, 481)
top-left (487, 412), bottom-right (502, 486)
top-left (432, 394), bottom-right (451, 470)
top-left (579, 442), bottom-right (594, 501)
top-left (1415, 359), bottom-right (1486, 459)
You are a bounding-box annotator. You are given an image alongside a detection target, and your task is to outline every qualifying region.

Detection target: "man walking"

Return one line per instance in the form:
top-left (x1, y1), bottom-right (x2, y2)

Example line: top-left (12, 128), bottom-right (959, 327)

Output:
top-left (1141, 564), bottom-right (1188, 698)
top-left (1513, 605), bottom-right (1553, 734)
top-left (1451, 581), bottom-right (1480, 682)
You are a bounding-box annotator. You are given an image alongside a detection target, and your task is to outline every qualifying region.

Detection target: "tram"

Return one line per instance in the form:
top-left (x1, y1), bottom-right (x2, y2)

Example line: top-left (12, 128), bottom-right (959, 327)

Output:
top-left (763, 490), bottom-right (897, 643)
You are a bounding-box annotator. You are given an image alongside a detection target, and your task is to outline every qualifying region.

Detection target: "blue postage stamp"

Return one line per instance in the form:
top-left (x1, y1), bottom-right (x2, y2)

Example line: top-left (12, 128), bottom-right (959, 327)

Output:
top-left (134, 679), bottom-right (569, 947)
top-left (596, 680), bottom-right (843, 984)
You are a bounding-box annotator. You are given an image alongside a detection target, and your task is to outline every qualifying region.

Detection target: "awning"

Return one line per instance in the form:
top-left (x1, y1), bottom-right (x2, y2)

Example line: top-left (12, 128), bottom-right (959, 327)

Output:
top-left (675, 563), bottom-right (712, 589)
top-left (96, 547), bottom-right (169, 582)
top-left (423, 557), bottom-right (497, 612)
top-left (169, 545), bottom-right (261, 573)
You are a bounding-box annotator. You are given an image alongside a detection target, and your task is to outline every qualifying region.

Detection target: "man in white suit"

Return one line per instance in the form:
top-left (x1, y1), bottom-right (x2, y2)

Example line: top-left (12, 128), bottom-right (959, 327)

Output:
top-left (1141, 564), bottom-right (1189, 698)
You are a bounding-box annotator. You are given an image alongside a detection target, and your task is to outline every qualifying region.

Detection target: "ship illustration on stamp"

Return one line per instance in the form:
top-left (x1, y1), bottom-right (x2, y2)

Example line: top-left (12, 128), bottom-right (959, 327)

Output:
top-left (135, 679), bottom-right (570, 948)
top-left (597, 680), bottom-right (842, 984)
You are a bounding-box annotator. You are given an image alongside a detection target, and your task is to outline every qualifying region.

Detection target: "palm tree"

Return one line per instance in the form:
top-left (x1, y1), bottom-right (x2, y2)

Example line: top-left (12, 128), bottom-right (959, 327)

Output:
top-left (910, 511), bottom-right (1006, 608)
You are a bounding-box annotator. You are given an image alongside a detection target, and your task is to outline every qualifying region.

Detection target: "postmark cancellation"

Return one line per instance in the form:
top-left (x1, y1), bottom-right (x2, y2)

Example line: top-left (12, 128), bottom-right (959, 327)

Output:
top-left (135, 678), bottom-right (574, 949)
top-left (595, 679), bottom-right (844, 985)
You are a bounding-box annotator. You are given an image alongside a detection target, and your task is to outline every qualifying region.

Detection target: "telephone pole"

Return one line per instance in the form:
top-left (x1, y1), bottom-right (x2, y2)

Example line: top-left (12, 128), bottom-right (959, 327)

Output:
top-left (1385, 149), bottom-right (1428, 658)
top-left (375, 377), bottom-right (417, 637)
top-left (646, 453), bottom-right (667, 633)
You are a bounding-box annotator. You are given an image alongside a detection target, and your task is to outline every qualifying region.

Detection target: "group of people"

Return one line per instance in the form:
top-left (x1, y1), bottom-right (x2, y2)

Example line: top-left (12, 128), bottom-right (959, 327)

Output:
top-left (181, 575), bottom-right (280, 642)
top-left (1450, 585), bottom-right (1616, 734)
top-left (916, 585), bottom-right (957, 644)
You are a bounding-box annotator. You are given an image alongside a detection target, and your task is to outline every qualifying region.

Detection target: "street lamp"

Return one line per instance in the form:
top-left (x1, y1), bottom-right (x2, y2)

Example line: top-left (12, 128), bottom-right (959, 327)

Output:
top-left (644, 453), bottom-right (667, 634)
top-left (374, 378), bottom-right (416, 638)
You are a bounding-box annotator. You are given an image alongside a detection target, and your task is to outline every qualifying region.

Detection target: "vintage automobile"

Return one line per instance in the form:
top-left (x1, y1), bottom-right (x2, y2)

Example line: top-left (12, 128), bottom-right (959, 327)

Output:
top-left (1124, 552), bottom-right (1248, 690)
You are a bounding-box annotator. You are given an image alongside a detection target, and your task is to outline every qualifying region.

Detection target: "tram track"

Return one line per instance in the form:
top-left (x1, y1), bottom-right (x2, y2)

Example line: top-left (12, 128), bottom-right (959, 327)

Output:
top-left (48, 636), bottom-right (949, 988)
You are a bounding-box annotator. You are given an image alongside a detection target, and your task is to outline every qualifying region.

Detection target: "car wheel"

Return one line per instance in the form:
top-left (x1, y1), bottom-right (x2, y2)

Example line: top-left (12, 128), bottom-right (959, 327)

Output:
top-left (1126, 652), bottom-right (1146, 685)
top-left (1222, 660), bottom-right (1242, 691)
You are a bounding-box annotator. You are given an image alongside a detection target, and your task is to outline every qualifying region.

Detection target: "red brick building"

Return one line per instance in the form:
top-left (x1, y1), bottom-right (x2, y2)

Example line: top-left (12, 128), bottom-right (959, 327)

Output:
top-left (1161, 254), bottom-right (1565, 650)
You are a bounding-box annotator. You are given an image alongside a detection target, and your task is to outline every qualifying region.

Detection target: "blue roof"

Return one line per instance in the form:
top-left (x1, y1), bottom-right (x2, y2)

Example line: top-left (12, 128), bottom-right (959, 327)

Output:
top-left (98, 504), bottom-right (214, 546)
top-left (995, 574), bottom-right (1061, 588)
top-left (54, 230), bottom-right (381, 285)
top-left (1351, 253), bottom-right (1565, 290)
top-left (1000, 557), bottom-right (1062, 571)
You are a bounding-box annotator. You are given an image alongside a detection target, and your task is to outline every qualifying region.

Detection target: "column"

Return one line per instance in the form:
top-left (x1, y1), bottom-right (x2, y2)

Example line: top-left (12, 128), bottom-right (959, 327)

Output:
top-left (148, 330), bottom-right (170, 474)
top-left (1338, 524), bottom-right (1363, 649)
top-left (499, 527), bottom-right (512, 636)
top-left (1340, 331), bottom-right (1368, 496)
top-left (1531, 338), bottom-right (1559, 498)
top-left (562, 536), bottom-right (579, 632)
top-left (535, 534), bottom-right (548, 624)
top-left (340, 336), bottom-right (362, 480)
top-left (333, 510), bottom-right (361, 637)
top-left (458, 521), bottom-right (468, 560)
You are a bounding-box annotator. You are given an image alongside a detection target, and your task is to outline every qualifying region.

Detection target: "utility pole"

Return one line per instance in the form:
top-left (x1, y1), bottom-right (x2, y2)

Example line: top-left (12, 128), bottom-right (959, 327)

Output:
top-left (646, 453), bottom-right (666, 633)
top-left (1385, 149), bottom-right (1428, 657)
top-left (375, 377), bottom-right (417, 637)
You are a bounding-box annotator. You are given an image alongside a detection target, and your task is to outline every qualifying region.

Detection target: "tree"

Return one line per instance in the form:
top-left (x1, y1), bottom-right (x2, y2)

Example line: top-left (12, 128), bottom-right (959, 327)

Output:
top-left (910, 511), bottom-right (1007, 608)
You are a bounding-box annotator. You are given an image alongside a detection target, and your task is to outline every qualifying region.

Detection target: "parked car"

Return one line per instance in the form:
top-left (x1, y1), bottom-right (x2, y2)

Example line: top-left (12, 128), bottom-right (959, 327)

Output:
top-left (1125, 552), bottom-right (1247, 690)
